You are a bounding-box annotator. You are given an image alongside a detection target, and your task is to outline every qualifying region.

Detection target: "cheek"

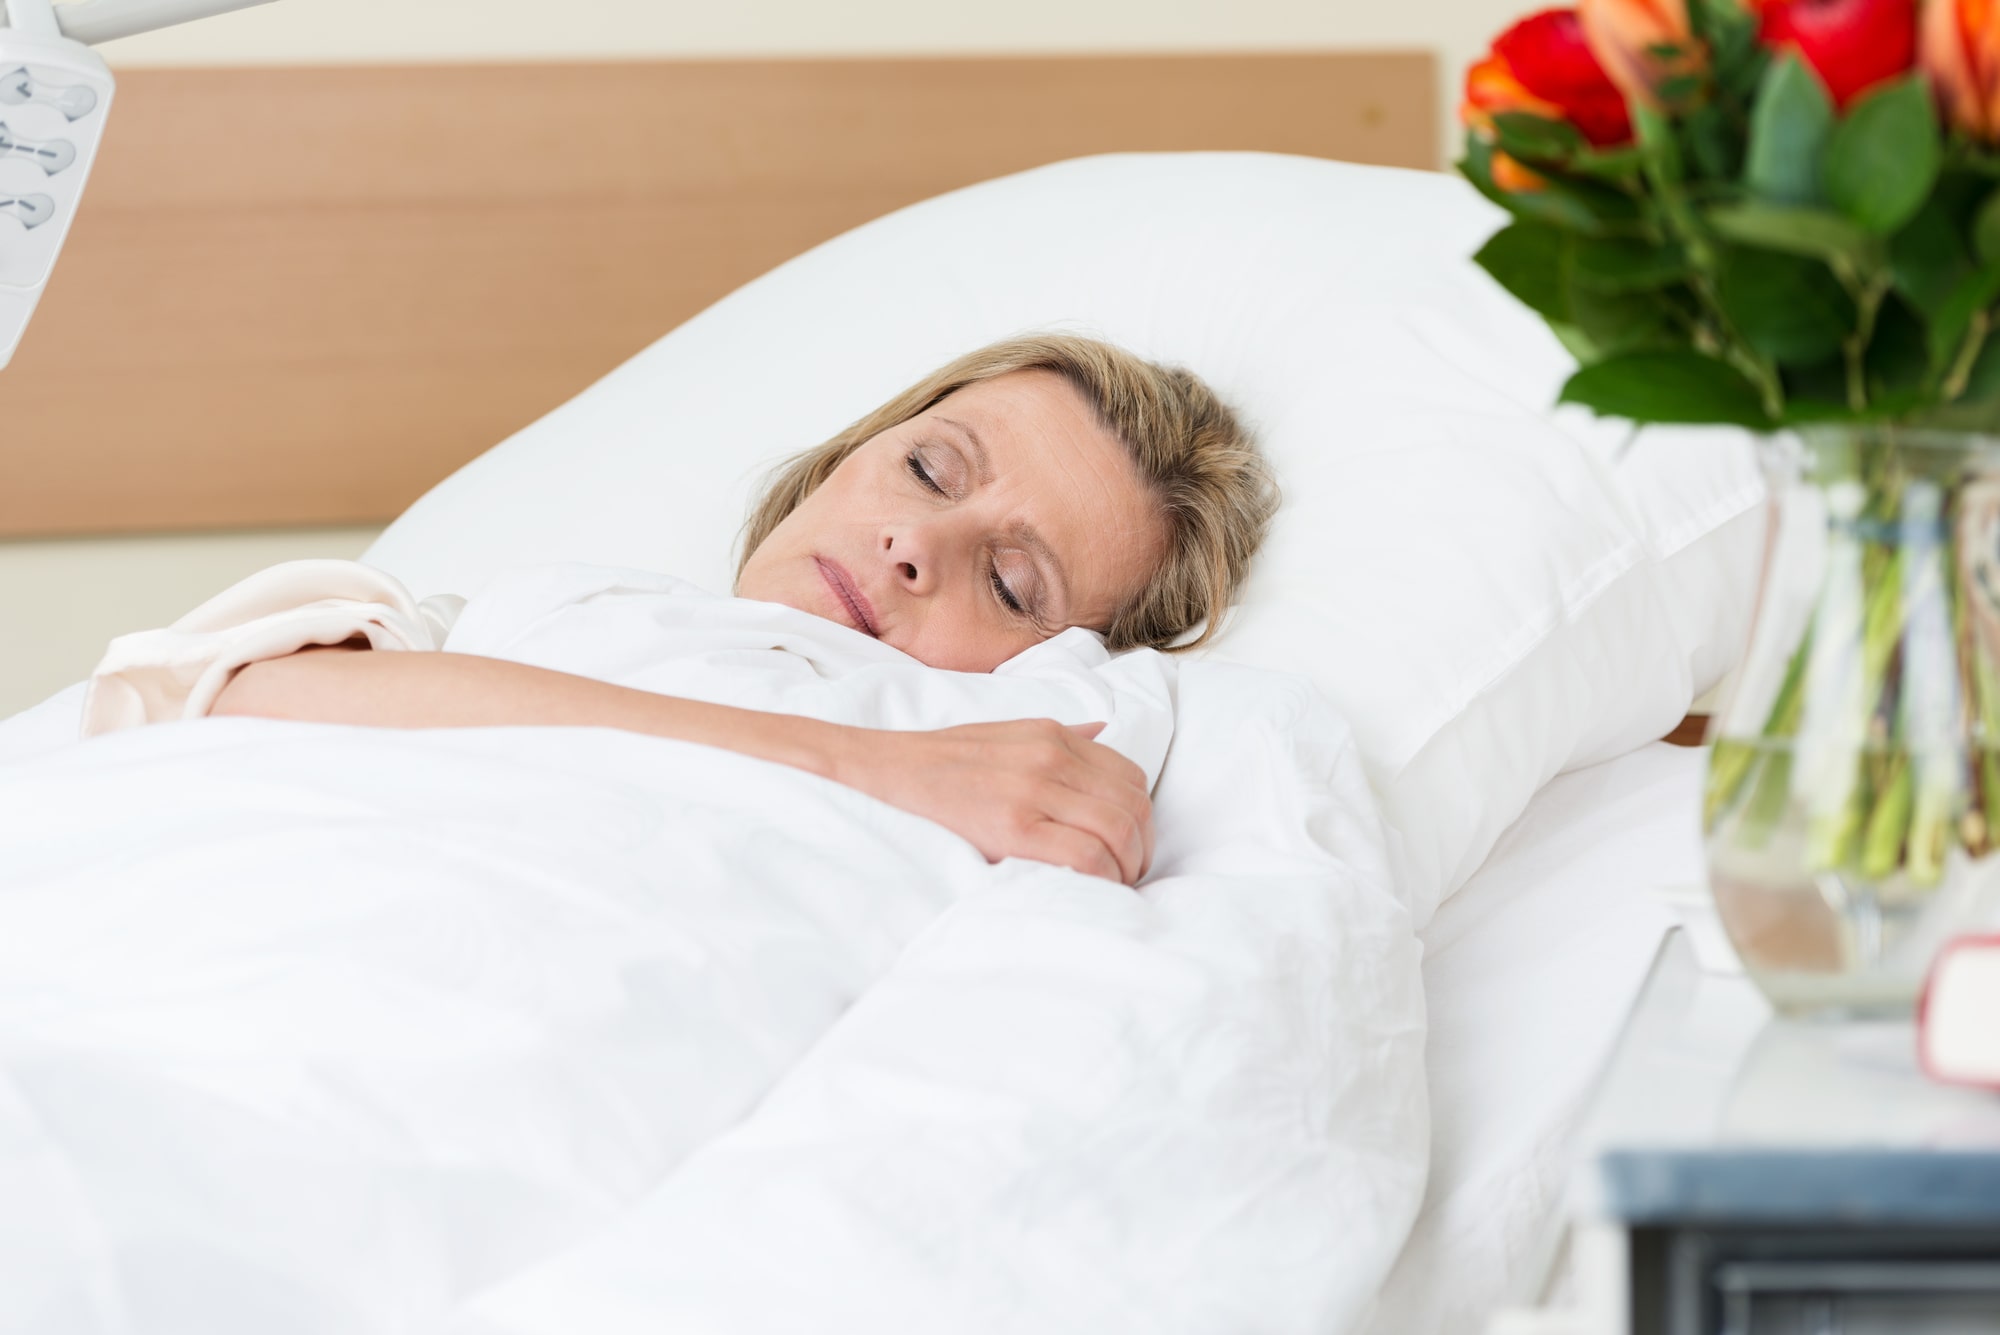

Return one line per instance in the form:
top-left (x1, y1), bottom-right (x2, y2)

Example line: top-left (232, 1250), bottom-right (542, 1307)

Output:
top-left (906, 604), bottom-right (1037, 673)
top-left (795, 466), bottom-right (896, 535)
top-left (758, 479), bottom-right (860, 561)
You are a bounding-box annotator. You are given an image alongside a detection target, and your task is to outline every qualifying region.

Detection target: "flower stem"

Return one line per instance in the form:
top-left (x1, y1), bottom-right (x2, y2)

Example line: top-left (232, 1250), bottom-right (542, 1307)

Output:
top-left (1943, 311), bottom-right (1993, 404)
top-left (1861, 755), bottom-right (1913, 879)
top-left (1841, 275), bottom-right (1891, 415)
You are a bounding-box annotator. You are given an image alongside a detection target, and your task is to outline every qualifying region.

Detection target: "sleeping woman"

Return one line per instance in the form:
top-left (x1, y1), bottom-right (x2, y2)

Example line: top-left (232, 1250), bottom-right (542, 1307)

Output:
top-left (114, 335), bottom-right (1278, 887)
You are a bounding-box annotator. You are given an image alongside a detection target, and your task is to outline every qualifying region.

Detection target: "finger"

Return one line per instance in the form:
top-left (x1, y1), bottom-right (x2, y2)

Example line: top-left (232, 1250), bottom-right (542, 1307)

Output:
top-left (1023, 819), bottom-right (1126, 885)
top-left (1033, 740), bottom-right (1153, 853)
top-left (1064, 721), bottom-right (1107, 740)
top-left (1037, 785), bottom-right (1147, 886)
top-left (1056, 724), bottom-right (1148, 794)
top-left (1037, 749), bottom-right (1150, 832)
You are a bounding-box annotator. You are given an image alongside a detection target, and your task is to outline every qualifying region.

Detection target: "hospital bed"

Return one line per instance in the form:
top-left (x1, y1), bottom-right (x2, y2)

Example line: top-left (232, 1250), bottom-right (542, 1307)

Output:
top-left (0, 50), bottom-right (1760, 1334)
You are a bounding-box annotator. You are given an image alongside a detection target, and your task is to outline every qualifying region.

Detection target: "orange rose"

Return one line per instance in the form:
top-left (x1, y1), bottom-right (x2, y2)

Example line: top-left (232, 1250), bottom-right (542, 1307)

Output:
top-left (1578, 0), bottom-right (1702, 108)
top-left (1923, 0), bottom-right (2000, 139)
top-left (1462, 52), bottom-right (1563, 188)
top-left (1463, 50), bottom-right (1566, 131)
top-left (1490, 151), bottom-right (1552, 192)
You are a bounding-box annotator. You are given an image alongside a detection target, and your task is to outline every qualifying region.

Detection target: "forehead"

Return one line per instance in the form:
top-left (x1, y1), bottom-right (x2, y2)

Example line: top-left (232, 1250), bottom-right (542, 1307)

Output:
top-left (934, 367), bottom-right (1095, 427)
top-left (919, 369), bottom-right (1121, 475)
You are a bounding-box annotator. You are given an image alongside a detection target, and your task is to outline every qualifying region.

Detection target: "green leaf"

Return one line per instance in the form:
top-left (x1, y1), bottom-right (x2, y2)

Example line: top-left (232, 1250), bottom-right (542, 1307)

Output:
top-left (1976, 187), bottom-right (2000, 264)
top-left (1779, 358), bottom-right (1852, 414)
top-left (1658, 75), bottom-right (1704, 107)
top-left (1824, 77), bottom-right (1942, 234)
top-left (1491, 111), bottom-right (1587, 165)
top-left (1546, 320), bottom-right (1602, 363)
top-left (1925, 262), bottom-right (2000, 365)
top-left (1865, 292), bottom-right (1931, 396)
top-left (1687, 103), bottom-right (1745, 180)
top-left (1572, 236), bottom-right (1689, 291)
top-left (1567, 144), bottom-right (1648, 183)
top-left (1460, 139), bottom-right (1640, 235)
top-left (1632, 102), bottom-right (1684, 185)
top-left (1569, 285), bottom-right (1679, 354)
top-left (1959, 336), bottom-right (2000, 402)
top-left (1458, 141), bottom-right (1508, 200)
top-left (1535, 177), bottom-right (1648, 235)
top-left (1685, 0), bottom-right (1732, 44)
top-left (1778, 391), bottom-right (1929, 425)
top-left (1745, 53), bottom-right (1835, 206)
top-left (1460, 142), bottom-right (1578, 228)
top-left (1714, 247), bottom-right (1856, 365)
top-left (1559, 351), bottom-right (1773, 426)
top-left (1706, 202), bottom-right (1874, 263)
top-left (1946, 148), bottom-right (2000, 179)
top-left (1691, 0), bottom-right (1769, 103)
top-left (1474, 222), bottom-right (1572, 320)
top-left (1891, 190), bottom-right (1977, 316)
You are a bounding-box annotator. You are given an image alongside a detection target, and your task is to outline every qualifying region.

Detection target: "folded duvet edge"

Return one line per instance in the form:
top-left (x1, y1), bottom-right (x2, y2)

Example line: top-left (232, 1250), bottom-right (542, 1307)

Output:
top-left (77, 559), bottom-right (466, 739)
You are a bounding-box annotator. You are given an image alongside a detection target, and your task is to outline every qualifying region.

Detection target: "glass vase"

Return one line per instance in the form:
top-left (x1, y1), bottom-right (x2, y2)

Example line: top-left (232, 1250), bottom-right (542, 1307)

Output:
top-left (1705, 426), bottom-right (2000, 1017)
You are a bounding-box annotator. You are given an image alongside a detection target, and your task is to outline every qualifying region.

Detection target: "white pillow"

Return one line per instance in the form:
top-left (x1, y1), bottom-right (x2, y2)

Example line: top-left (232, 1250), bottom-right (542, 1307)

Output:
top-left (363, 152), bottom-right (1763, 925)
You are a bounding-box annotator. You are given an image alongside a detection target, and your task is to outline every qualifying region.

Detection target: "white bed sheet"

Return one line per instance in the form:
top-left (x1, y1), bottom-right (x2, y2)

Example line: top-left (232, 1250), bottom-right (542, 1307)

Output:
top-left (1359, 741), bottom-right (1706, 1335)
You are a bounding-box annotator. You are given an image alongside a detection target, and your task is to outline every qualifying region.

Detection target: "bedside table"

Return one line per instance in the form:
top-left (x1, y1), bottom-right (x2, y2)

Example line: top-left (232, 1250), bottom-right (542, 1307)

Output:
top-left (1496, 929), bottom-right (2000, 1335)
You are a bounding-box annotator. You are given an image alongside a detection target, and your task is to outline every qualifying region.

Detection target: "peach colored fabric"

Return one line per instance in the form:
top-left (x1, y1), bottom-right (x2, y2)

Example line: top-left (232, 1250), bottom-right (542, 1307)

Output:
top-left (80, 559), bottom-right (464, 738)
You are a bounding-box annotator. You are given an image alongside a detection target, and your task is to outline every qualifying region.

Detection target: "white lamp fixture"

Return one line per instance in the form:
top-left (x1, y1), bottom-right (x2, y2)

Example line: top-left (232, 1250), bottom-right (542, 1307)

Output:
top-left (0, 0), bottom-right (280, 367)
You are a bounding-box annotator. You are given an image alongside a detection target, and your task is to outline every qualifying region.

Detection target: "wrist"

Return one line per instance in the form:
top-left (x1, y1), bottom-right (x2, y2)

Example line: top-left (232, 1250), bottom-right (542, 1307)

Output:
top-left (640, 695), bottom-right (862, 787)
top-left (207, 660), bottom-right (262, 718)
top-left (799, 718), bottom-right (864, 786)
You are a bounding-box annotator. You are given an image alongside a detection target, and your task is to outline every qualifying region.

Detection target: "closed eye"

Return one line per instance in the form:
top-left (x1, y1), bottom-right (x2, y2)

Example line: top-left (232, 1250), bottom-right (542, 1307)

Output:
top-left (907, 452), bottom-right (944, 495)
top-left (989, 563), bottom-right (1026, 615)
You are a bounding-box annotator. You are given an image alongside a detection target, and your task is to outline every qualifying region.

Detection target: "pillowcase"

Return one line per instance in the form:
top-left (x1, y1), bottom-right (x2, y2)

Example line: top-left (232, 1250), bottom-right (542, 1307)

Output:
top-left (362, 151), bottom-right (1763, 925)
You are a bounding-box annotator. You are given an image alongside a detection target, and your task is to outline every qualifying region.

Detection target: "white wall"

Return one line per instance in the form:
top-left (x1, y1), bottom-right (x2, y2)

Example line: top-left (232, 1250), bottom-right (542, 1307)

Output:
top-left (5, 0), bottom-right (1513, 719)
top-left (0, 527), bottom-right (381, 716)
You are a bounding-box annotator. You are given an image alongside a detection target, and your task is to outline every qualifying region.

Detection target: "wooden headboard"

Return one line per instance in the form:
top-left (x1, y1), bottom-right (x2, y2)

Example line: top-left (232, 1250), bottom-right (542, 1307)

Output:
top-left (0, 52), bottom-right (1435, 539)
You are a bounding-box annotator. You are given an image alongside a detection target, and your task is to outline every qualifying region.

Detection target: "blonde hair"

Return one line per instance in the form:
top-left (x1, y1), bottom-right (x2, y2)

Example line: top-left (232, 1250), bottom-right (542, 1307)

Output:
top-left (735, 334), bottom-right (1277, 653)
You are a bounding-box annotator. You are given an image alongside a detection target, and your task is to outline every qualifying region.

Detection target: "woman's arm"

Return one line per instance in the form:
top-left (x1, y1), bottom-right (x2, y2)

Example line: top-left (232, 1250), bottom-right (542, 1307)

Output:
top-left (212, 646), bottom-right (1153, 885)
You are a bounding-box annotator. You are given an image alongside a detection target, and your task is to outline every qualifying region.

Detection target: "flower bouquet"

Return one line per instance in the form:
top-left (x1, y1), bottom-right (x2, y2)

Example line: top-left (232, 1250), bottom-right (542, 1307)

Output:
top-left (1459, 0), bottom-right (2000, 1011)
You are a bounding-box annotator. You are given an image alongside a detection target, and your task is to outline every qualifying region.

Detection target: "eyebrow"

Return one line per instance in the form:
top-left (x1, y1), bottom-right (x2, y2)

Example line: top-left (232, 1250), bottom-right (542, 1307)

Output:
top-left (932, 413), bottom-right (1073, 623)
top-left (932, 415), bottom-right (993, 485)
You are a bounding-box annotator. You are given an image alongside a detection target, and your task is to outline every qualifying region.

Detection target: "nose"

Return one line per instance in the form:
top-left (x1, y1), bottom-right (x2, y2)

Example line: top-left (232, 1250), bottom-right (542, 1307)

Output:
top-left (880, 518), bottom-right (956, 595)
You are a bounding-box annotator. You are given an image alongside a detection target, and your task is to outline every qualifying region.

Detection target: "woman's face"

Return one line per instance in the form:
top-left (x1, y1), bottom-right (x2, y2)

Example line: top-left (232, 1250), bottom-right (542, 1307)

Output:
top-left (737, 369), bottom-right (1167, 672)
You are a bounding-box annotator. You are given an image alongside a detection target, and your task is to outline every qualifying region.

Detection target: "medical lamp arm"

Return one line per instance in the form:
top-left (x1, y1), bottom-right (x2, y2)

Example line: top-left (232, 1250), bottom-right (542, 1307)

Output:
top-left (12, 0), bottom-right (284, 47)
top-left (0, 0), bottom-right (278, 367)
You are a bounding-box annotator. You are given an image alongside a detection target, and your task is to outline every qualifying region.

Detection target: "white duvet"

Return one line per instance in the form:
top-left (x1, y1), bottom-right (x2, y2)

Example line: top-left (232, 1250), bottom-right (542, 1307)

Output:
top-left (0, 563), bottom-right (1426, 1334)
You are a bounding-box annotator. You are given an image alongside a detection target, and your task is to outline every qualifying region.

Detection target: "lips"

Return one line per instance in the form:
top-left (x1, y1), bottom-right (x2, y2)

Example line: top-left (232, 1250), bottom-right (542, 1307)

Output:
top-left (813, 556), bottom-right (880, 638)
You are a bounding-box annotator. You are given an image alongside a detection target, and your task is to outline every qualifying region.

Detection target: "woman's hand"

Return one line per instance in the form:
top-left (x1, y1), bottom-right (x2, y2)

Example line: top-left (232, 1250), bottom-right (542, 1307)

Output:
top-left (826, 719), bottom-right (1154, 886)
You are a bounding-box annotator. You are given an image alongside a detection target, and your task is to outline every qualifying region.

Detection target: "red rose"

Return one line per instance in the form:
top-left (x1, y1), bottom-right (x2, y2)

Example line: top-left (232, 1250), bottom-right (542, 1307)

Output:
top-left (1754, 0), bottom-right (1918, 109)
top-left (1487, 8), bottom-right (1635, 146)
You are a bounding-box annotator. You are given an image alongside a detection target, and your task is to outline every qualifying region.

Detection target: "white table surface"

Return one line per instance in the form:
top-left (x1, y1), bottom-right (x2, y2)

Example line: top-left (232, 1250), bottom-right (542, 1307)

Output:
top-left (1564, 931), bottom-right (2000, 1226)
